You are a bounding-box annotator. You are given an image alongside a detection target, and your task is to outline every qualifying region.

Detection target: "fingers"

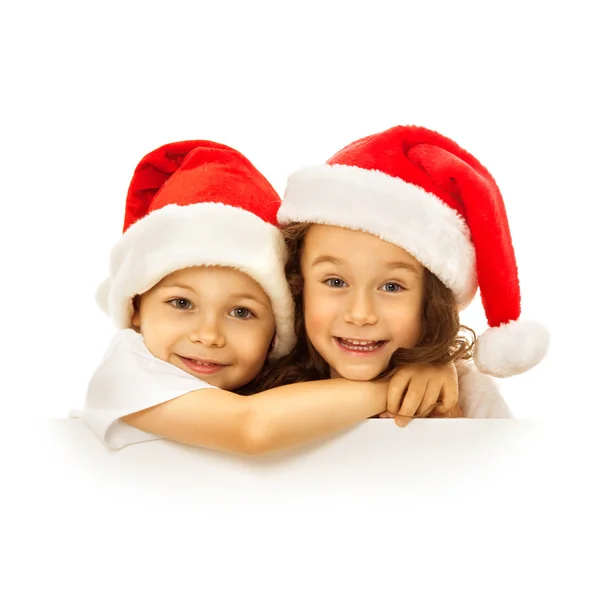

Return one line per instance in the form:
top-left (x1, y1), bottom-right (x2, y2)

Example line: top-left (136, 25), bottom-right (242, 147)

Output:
top-left (442, 404), bottom-right (463, 419)
top-left (386, 371), bottom-right (412, 415)
top-left (378, 411), bottom-right (395, 418)
top-left (385, 364), bottom-right (459, 428)
top-left (394, 378), bottom-right (428, 427)
top-left (433, 376), bottom-right (459, 415)
top-left (416, 381), bottom-right (443, 418)
top-left (417, 406), bottom-right (434, 418)
top-left (395, 383), bottom-right (443, 427)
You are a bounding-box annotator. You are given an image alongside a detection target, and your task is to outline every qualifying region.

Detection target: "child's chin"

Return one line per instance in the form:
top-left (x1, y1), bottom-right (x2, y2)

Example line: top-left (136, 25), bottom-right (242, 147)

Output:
top-left (333, 363), bottom-right (384, 382)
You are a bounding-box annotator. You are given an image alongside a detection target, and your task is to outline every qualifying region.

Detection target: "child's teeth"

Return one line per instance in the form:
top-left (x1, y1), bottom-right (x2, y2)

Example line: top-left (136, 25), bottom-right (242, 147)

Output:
top-left (339, 338), bottom-right (382, 351)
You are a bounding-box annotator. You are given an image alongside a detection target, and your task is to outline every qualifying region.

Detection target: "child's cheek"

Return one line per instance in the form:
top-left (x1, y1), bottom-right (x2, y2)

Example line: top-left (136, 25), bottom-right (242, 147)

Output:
top-left (304, 286), bottom-right (334, 335)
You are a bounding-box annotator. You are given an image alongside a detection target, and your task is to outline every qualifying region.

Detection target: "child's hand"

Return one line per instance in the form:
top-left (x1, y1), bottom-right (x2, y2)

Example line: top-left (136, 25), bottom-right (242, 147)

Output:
top-left (430, 404), bottom-right (463, 419)
top-left (379, 363), bottom-right (459, 427)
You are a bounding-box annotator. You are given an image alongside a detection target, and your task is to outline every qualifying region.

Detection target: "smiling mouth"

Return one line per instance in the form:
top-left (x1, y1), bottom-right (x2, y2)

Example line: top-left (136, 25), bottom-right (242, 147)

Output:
top-left (177, 355), bottom-right (228, 374)
top-left (335, 337), bottom-right (388, 353)
top-left (180, 356), bottom-right (226, 366)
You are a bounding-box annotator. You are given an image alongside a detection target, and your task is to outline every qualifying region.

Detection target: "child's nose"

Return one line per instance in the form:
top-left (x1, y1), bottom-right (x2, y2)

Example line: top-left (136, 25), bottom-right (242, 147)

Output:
top-left (189, 316), bottom-right (226, 347)
top-left (344, 291), bottom-right (378, 326)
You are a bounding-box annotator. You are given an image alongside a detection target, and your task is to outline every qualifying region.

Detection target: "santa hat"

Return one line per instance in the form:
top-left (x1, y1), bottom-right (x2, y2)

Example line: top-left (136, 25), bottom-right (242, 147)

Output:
top-left (279, 125), bottom-right (549, 377)
top-left (97, 140), bottom-right (296, 358)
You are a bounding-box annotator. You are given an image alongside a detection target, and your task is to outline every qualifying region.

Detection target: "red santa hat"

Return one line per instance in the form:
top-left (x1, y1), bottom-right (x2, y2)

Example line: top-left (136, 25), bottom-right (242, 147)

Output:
top-left (279, 125), bottom-right (549, 377)
top-left (97, 140), bottom-right (296, 358)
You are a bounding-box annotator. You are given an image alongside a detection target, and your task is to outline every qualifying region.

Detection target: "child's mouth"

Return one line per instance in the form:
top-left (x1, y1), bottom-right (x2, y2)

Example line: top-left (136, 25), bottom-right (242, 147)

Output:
top-left (177, 355), bottom-right (227, 375)
top-left (335, 337), bottom-right (387, 354)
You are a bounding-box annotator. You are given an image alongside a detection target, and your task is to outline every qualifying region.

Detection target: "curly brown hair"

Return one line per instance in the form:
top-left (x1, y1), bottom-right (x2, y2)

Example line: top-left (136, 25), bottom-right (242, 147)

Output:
top-left (237, 223), bottom-right (476, 395)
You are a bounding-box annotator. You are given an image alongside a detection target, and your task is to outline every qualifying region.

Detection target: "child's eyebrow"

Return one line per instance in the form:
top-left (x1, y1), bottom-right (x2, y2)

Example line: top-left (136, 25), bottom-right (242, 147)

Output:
top-left (161, 283), bottom-right (196, 292)
top-left (311, 256), bottom-right (420, 275)
top-left (385, 261), bottom-right (421, 275)
top-left (229, 293), bottom-right (270, 309)
top-left (311, 255), bottom-right (343, 267)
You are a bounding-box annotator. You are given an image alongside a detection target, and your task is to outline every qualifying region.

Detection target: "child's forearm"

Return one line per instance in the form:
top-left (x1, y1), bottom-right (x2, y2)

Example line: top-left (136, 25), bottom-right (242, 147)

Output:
top-left (122, 379), bottom-right (388, 456)
top-left (248, 379), bottom-right (388, 454)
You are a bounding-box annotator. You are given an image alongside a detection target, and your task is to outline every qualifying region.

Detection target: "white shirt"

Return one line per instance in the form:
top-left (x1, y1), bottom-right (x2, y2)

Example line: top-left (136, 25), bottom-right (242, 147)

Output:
top-left (456, 361), bottom-right (513, 418)
top-left (70, 329), bottom-right (216, 450)
top-left (71, 330), bottom-right (512, 451)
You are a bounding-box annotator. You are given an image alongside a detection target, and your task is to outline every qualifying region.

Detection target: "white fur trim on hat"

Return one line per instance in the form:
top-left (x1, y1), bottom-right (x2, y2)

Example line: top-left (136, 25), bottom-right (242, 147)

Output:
top-left (280, 163), bottom-right (478, 308)
top-left (473, 319), bottom-right (551, 378)
top-left (98, 203), bottom-right (296, 358)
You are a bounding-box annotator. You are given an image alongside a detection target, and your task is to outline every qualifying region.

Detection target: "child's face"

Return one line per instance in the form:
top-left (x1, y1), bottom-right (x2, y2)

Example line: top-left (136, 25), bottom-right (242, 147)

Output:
top-left (132, 266), bottom-right (276, 390)
top-left (301, 225), bottom-right (424, 381)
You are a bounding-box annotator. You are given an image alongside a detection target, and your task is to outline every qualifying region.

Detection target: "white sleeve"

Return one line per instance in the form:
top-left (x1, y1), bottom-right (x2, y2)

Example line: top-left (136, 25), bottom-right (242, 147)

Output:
top-left (456, 361), bottom-right (514, 419)
top-left (70, 329), bottom-right (217, 449)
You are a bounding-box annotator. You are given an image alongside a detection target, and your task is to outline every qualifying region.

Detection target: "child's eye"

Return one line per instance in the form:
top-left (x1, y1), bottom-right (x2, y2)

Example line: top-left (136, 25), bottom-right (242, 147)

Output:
top-left (229, 307), bottom-right (254, 319)
top-left (324, 278), bottom-right (347, 288)
top-left (169, 298), bottom-right (193, 310)
top-left (380, 282), bottom-right (405, 293)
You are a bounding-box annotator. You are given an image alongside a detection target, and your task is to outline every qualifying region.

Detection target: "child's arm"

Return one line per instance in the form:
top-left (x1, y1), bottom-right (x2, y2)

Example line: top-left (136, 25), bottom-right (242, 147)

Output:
top-left (121, 379), bottom-right (388, 456)
top-left (378, 362), bottom-right (459, 426)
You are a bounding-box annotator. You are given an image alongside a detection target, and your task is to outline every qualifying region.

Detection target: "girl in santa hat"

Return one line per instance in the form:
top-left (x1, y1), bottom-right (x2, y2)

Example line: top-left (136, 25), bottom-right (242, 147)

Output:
top-left (71, 139), bottom-right (458, 455)
top-left (251, 124), bottom-right (550, 419)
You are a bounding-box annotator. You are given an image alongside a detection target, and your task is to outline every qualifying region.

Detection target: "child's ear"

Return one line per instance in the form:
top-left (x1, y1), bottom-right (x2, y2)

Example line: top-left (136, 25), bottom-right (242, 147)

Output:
top-left (131, 312), bottom-right (140, 330)
top-left (131, 295), bottom-right (141, 331)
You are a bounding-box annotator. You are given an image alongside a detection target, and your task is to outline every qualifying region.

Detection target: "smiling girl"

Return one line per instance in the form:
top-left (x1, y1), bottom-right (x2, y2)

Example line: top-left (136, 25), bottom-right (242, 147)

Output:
top-left (71, 139), bottom-right (458, 455)
top-left (256, 124), bottom-right (550, 417)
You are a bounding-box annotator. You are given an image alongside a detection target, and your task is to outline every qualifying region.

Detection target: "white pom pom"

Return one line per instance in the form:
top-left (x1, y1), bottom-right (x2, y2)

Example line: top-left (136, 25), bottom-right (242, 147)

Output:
top-left (473, 319), bottom-right (550, 378)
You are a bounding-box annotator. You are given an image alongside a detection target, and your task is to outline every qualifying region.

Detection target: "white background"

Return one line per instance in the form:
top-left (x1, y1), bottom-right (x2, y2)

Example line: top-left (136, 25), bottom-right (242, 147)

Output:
top-left (2, 0), bottom-right (597, 421)
top-left (2, 1), bottom-right (598, 597)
